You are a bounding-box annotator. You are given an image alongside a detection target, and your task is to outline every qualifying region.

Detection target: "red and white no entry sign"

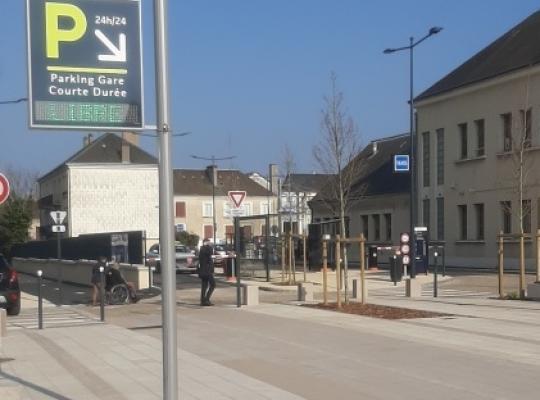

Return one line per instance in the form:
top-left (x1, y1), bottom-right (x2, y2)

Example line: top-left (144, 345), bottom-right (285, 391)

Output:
top-left (0, 173), bottom-right (10, 205)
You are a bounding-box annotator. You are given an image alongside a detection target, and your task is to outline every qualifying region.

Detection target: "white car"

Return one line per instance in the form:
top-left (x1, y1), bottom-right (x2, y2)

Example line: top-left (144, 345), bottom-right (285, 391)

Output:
top-left (145, 244), bottom-right (198, 273)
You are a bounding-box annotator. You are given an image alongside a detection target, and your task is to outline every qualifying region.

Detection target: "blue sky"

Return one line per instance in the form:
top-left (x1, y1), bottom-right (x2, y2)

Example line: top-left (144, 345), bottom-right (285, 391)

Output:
top-left (1, 0), bottom-right (539, 177)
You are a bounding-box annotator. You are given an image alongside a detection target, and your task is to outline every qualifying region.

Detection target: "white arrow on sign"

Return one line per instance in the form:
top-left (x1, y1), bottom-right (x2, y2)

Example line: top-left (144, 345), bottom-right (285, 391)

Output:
top-left (50, 211), bottom-right (67, 225)
top-left (95, 29), bottom-right (126, 62)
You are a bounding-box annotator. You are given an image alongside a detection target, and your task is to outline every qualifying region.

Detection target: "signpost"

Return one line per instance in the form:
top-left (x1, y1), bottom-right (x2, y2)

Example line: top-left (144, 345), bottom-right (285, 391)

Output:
top-left (227, 191), bottom-right (247, 217)
top-left (394, 154), bottom-right (410, 172)
top-left (0, 173), bottom-right (10, 205)
top-left (26, 0), bottom-right (144, 130)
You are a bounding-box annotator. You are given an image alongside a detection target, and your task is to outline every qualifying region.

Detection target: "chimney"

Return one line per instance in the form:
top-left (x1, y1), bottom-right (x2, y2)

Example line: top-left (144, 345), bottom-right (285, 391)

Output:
top-left (206, 165), bottom-right (218, 186)
top-left (121, 138), bottom-right (130, 163)
top-left (83, 133), bottom-right (93, 147)
top-left (269, 164), bottom-right (279, 195)
top-left (372, 141), bottom-right (378, 155)
top-left (122, 131), bottom-right (139, 146)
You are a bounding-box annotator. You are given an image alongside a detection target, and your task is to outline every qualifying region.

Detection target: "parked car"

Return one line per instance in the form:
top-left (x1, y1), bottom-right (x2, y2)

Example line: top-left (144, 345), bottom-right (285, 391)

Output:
top-left (212, 245), bottom-right (228, 268)
top-left (145, 244), bottom-right (198, 274)
top-left (0, 254), bottom-right (21, 315)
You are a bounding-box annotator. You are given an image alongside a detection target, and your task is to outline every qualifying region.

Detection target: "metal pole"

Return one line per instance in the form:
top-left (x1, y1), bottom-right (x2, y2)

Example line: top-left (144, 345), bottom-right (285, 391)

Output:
top-left (335, 235), bottom-right (341, 308)
top-left (360, 235), bottom-right (366, 304)
top-left (498, 232), bottom-right (504, 299)
top-left (303, 235), bottom-right (307, 283)
top-left (99, 266), bottom-right (105, 322)
top-left (154, 0), bottom-right (177, 398)
top-left (322, 240), bottom-right (328, 305)
top-left (433, 251), bottom-right (438, 298)
top-left (234, 217), bottom-right (241, 308)
top-left (57, 232), bottom-right (63, 305)
top-left (265, 214), bottom-right (270, 282)
top-left (212, 156), bottom-right (217, 246)
top-left (409, 37), bottom-right (416, 279)
top-left (37, 270), bottom-right (43, 329)
top-left (536, 229), bottom-right (540, 283)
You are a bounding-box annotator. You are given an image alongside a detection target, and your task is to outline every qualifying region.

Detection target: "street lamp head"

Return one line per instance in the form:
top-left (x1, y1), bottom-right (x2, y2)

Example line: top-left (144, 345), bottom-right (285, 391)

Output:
top-left (383, 48), bottom-right (395, 54)
top-left (429, 26), bottom-right (443, 35)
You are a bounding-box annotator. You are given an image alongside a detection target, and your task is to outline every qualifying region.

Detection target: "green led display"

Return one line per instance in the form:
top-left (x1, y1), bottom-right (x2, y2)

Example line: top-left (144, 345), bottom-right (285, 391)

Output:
top-left (35, 101), bottom-right (139, 125)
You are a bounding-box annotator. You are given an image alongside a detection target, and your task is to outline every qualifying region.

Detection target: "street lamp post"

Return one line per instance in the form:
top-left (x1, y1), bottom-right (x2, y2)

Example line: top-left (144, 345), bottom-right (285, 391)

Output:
top-left (190, 154), bottom-right (236, 246)
top-left (384, 26), bottom-right (442, 277)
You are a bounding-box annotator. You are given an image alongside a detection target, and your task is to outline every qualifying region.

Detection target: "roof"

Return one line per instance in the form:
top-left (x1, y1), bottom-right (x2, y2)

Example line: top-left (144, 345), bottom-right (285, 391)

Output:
top-left (282, 173), bottom-right (333, 193)
top-left (38, 133), bottom-right (157, 182)
top-left (416, 10), bottom-right (540, 102)
top-left (311, 134), bottom-right (410, 204)
top-left (173, 168), bottom-right (274, 197)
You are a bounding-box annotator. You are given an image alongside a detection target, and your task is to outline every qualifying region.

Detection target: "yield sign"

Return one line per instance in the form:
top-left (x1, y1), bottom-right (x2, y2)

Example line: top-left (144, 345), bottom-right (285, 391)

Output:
top-left (50, 211), bottom-right (67, 225)
top-left (228, 191), bottom-right (246, 208)
top-left (0, 173), bottom-right (10, 205)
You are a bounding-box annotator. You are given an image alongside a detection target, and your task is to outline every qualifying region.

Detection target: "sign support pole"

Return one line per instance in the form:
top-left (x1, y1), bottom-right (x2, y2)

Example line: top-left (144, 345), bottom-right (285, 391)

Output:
top-left (154, 0), bottom-right (177, 399)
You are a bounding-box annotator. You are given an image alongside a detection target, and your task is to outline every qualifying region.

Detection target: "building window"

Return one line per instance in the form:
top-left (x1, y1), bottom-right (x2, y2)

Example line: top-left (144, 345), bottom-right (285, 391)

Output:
top-left (373, 215), bottom-right (380, 241)
top-left (474, 203), bottom-right (484, 240)
top-left (260, 201), bottom-right (272, 215)
top-left (475, 119), bottom-right (485, 157)
top-left (520, 108), bottom-right (532, 148)
top-left (501, 113), bottom-right (512, 152)
top-left (244, 203), bottom-right (252, 216)
top-left (203, 224), bottom-right (214, 240)
top-left (437, 197), bottom-right (444, 240)
top-left (501, 201), bottom-right (512, 234)
top-left (522, 200), bottom-right (532, 234)
top-left (423, 199), bottom-right (430, 230)
top-left (458, 205), bottom-right (467, 240)
top-left (459, 123), bottom-right (468, 159)
top-left (422, 131), bottom-right (430, 187)
top-left (175, 201), bottom-right (186, 218)
top-left (384, 213), bottom-right (392, 241)
top-left (436, 128), bottom-right (444, 185)
top-left (202, 202), bottom-right (213, 217)
top-left (361, 215), bottom-right (368, 240)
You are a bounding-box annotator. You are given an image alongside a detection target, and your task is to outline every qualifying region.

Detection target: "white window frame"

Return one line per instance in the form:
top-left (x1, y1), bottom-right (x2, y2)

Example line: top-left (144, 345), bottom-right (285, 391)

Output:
top-left (202, 202), bottom-right (213, 217)
top-left (260, 201), bottom-right (272, 215)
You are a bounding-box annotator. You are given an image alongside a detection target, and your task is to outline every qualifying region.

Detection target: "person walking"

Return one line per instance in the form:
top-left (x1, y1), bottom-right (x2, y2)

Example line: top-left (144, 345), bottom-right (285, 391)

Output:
top-left (198, 239), bottom-right (216, 306)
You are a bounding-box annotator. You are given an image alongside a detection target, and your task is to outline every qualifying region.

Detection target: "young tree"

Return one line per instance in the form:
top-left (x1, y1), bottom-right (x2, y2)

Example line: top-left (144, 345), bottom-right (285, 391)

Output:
top-left (0, 197), bottom-right (33, 256)
top-left (0, 165), bottom-right (38, 256)
top-left (282, 144), bottom-right (297, 283)
top-left (313, 72), bottom-right (361, 304)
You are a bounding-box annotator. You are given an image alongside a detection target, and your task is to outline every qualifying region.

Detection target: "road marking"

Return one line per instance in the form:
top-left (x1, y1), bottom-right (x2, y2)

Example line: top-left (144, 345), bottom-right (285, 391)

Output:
top-left (8, 307), bottom-right (101, 330)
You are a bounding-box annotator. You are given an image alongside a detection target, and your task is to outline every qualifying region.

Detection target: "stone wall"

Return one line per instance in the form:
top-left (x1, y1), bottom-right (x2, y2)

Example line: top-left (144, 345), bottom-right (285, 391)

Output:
top-left (12, 258), bottom-right (150, 290)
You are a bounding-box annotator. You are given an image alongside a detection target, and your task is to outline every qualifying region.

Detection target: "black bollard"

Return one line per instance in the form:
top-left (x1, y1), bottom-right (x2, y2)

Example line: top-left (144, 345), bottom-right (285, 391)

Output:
top-left (433, 251), bottom-right (439, 298)
top-left (37, 270), bottom-right (43, 329)
top-left (99, 266), bottom-right (105, 322)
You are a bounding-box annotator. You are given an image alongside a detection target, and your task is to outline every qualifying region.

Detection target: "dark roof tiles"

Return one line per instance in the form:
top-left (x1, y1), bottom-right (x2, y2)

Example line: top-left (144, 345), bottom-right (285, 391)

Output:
top-left (416, 10), bottom-right (540, 102)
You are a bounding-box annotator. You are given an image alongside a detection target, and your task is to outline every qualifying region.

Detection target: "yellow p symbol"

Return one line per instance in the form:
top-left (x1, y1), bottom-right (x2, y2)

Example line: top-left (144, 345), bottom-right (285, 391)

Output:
top-left (46, 2), bottom-right (87, 59)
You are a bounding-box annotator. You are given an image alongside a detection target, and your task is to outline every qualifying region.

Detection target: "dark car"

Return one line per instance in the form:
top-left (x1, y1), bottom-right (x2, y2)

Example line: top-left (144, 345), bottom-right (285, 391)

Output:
top-left (0, 255), bottom-right (21, 315)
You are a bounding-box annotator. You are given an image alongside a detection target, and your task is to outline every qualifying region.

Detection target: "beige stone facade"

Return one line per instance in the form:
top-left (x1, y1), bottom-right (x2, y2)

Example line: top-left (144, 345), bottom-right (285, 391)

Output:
top-left (173, 194), bottom-right (277, 244)
top-left (416, 66), bottom-right (540, 268)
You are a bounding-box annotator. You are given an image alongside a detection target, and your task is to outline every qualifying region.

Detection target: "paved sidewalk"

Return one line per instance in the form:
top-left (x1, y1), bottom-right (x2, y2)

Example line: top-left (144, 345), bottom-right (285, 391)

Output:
top-left (0, 317), bottom-right (305, 399)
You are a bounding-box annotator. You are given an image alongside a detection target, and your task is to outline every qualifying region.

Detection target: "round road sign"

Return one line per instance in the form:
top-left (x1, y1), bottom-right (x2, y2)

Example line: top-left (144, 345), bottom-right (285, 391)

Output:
top-left (0, 173), bottom-right (10, 205)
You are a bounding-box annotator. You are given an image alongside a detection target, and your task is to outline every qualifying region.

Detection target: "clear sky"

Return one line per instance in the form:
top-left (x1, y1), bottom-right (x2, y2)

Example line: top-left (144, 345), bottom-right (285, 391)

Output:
top-left (1, 0), bottom-right (539, 177)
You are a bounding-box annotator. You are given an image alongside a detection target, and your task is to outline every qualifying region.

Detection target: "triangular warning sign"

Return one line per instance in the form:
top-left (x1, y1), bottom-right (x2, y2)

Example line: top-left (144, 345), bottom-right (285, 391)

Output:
top-left (228, 191), bottom-right (246, 208)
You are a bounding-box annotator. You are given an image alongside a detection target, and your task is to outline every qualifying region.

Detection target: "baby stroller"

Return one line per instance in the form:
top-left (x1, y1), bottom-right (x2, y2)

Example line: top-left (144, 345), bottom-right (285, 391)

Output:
top-left (105, 266), bottom-right (139, 305)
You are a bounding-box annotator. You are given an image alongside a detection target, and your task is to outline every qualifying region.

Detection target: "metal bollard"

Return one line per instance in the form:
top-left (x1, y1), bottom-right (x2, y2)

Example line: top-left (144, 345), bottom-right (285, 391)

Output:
top-left (99, 266), bottom-right (105, 322)
top-left (37, 270), bottom-right (43, 329)
top-left (433, 252), bottom-right (439, 298)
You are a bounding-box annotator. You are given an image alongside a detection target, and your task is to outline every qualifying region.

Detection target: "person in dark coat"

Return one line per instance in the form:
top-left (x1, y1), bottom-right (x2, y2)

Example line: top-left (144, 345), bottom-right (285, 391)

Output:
top-left (198, 239), bottom-right (216, 306)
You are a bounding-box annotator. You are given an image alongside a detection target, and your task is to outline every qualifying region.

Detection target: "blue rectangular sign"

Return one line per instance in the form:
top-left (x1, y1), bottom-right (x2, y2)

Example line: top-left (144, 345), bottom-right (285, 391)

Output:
top-left (394, 154), bottom-right (410, 172)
